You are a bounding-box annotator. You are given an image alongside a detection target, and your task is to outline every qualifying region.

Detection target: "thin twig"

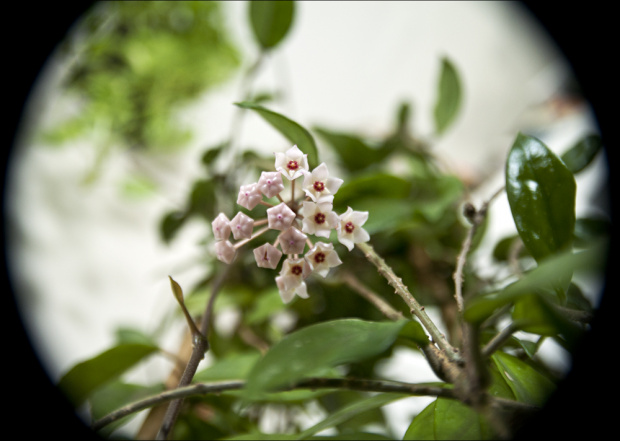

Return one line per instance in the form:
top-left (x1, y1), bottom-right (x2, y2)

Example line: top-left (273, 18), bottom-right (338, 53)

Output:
top-left (340, 271), bottom-right (404, 321)
top-left (355, 242), bottom-right (462, 363)
top-left (93, 376), bottom-right (538, 432)
top-left (156, 264), bottom-right (232, 440)
top-left (453, 186), bottom-right (505, 312)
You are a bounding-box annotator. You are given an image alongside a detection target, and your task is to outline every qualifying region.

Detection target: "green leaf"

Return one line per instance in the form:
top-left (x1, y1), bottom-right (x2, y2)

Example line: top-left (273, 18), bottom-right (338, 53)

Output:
top-left (193, 351), bottom-right (262, 383)
top-left (160, 210), bottom-right (187, 244)
top-left (433, 57), bottom-right (462, 135)
top-left (249, 0), bottom-right (295, 50)
top-left (58, 343), bottom-right (159, 406)
top-left (296, 393), bottom-right (408, 440)
top-left (243, 319), bottom-right (420, 398)
top-left (89, 381), bottom-right (165, 437)
top-left (560, 133), bottom-right (603, 174)
top-left (235, 101), bottom-right (319, 168)
top-left (188, 179), bottom-right (217, 219)
top-left (505, 133), bottom-right (576, 262)
top-left (464, 242), bottom-right (605, 324)
top-left (313, 127), bottom-right (395, 173)
top-left (114, 327), bottom-right (158, 347)
top-left (404, 398), bottom-right (494, 440)
top-left (491, 352), bottom-right (555, 407)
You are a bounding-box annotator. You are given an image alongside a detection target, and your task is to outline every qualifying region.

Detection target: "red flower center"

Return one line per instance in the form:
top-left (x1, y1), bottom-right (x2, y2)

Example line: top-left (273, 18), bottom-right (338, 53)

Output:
top-left (313, 181), bottom-right (325, 192)
top-left (314, 252), bottom-right (326, 264)
top-left (314, 213), bottom-right (326, 224)
top-left (291, 265), bottom-right (303, 275)
top-left (287, 160), bottom-right (299, 170)
top-left (345, 221), bottom-right (355, 233)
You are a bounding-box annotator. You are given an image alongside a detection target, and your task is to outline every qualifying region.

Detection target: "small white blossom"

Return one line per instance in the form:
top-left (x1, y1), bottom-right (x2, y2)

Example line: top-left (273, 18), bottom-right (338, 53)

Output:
top-left (275, 144), bottom-right (309, 180)
top-left (300, 201), bottom-right (338, 238)
top-left (211, 213), bottom-right (231, 241)
top-left (275, 257), bottom-right (312, 303)
top-left (215, 240), bottom-right (236, 264)
top-left (336, 207), bottom-right (370, 251)
top-left (253, 243), bottom-right (283, 269)
top-left (230, 211), bottom-right (254, 240)
top-left (305, 242), bottom-right (342, 277)
top-left (278, 227), bottom-right (308, 255)
top-left (267, 202), bottom-right (296, 231)
top-left (237, 183), bottom-right (263, 210)
top-left (257, 171), bottom-right (285, 199)
top-left (302, 163), bottom-right (343, 203)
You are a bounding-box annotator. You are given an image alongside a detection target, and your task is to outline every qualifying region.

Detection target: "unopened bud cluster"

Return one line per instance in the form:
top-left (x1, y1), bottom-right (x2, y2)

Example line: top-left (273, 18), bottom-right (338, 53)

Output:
top-left (211, 145), bottom-right (370, 303)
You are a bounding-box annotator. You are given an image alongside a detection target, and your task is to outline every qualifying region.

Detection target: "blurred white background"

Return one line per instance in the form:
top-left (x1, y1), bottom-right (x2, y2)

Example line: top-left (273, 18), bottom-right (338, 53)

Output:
top-left (6, 1), bottom-right (605, 437)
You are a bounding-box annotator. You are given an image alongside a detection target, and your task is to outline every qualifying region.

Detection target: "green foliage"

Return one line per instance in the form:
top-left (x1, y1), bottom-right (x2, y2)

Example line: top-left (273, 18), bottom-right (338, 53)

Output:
top-left (243, 319), bottom-right (425, 399)
top-left (54, 3), bottom-right (607, 439)
top-left (235, 101), bottom-right (320, 168)
top-left (249, 0), bottom-right (296, 50)
top-left (505, 133), bottom-right (577, 262)
top-left (44, 1), bottom-right (240, 151)
top-left (57, 342), bottom-right (159, 407)
top-left (433, 57), bottom-right (463, 135)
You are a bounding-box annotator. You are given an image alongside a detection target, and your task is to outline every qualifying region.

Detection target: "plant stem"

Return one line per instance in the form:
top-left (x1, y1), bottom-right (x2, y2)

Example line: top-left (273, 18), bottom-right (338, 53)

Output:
top-left (355, 242), bottom-right (461, 363)
top-left (340, 271), bottom-right (404, 321)
top-left (156, 264), bottom-right (231, 440)
top-left (94, 376), bottom-right (538, 433)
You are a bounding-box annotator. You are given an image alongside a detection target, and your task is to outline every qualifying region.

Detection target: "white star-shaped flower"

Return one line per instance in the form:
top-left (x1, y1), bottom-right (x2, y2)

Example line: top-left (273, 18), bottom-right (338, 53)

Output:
top-left (211, 213), bottom-right (231, 241)
top-left (275, 257), bottom-right (312, 303)
top-left (278, 227), bottom-right (308, 255)
top-left (275, 145), bottom-right (309, 180)
top-left (336, 207), bottom-right (370, 251)
top-left (305, 242), bottom-right (342, 277)
top-left (300, 201), bottom-right (338, 238)
top-left (253, 243), bottom-right (283, 269)
top-left (267, 202), bottom-right (296, 231)
top-left (215, 240), bottom-right (236, 264)
top-left (302, 163), bottom-right (343, 203)
top-left (257, 171), bottom-right (285, 199)
top-left (237, 183), bottom-right (263, 210)
top-left (230, 211), bottom-right (254, 240)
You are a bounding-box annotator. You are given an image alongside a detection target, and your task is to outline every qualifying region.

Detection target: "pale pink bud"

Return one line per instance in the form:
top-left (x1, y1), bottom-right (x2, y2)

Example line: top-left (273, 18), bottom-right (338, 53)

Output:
top-left (237, 183), bottom-right (263, 210)
top-left (215, 240), bottom-right (236, 264)
top-left (257, 171), bottom-right (285, 199)
top-left (230, 211), bottom-right (254, 240)
top-left (211, 213), bottom-right (231, 241)
top-left (278, 227), bottom-right (308, 255)
top-left (253, 243), bottom-right (283, 269)
top-left (267, 202), bottom-right (296, 231)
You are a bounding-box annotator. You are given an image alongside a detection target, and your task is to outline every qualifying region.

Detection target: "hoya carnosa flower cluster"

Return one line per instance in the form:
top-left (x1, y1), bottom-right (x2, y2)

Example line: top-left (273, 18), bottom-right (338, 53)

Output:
top-left (212, 145), bottom-right (370, 303)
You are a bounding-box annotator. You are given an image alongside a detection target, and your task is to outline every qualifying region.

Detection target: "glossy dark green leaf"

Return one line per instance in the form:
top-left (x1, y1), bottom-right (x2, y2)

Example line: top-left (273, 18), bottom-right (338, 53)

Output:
top-left (560, 133), bottom-right (602, 174)
top-left (313, 127), bottom-right (395, 173)
top-left (491, 352), bottom-right (555, 407)
top-left (243, 319), bottom-right (422, 398)
top-left (235, 101), bottom-right (318, 168)
top-left (404, 398), bottom-right (493, 440)
top-left (296, 393), bottom-right (407, 440)
top-left (249, 0), bottom-right (295, 50)
top-left (433, 57), bottom-right (462, 135)
top-left (573, 216), bottom-right (610, 248)
top-left (58, 343), bottom-right (159, 406)
top-left (505, 133), bottom-right (576, 262)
